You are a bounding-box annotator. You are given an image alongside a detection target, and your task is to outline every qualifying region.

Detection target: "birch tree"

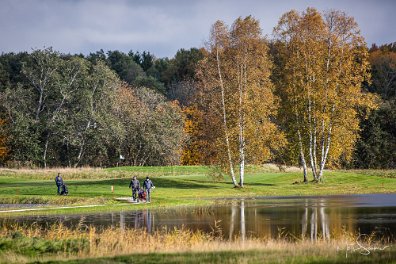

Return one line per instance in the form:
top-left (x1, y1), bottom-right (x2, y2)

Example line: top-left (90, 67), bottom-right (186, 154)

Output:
top-left (200, 17), bottom-right (283, 187)
top-left (210, 21), bottom-right (238, 186)
top-left (274, 8), bottom-right (376, 182)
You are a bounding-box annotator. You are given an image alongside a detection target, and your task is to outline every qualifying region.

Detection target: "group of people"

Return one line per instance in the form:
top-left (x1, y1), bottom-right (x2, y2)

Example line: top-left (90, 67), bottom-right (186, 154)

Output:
top-left (54, 173), bottom-right (155, 203)
top-left (129, 176), bottom-right (155, 203)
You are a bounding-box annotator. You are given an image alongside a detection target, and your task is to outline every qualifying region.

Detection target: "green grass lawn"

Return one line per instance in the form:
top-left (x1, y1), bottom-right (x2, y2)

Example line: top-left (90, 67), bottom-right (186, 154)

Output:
top-left (0, 166), bottom-right (395, 215)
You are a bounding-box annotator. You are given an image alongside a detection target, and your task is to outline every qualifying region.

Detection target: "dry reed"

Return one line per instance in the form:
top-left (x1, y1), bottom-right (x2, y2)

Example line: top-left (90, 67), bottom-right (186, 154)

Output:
top-left (0, 167), bottom-right (129, 180)
top-left (0, 222), bottom-right (392, 263)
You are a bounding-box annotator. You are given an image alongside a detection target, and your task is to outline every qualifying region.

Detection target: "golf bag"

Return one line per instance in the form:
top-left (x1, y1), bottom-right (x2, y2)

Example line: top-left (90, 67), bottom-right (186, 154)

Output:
top-left (60, 184), bottom-right (68, 195)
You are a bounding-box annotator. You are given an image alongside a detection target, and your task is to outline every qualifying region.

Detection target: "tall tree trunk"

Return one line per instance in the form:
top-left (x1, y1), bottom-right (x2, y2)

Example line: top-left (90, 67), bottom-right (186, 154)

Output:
top-left (74, 120), bottom-right (91, 167)
top-left (216, 44), bottom-right (237, 187)
top-left (312, 115), bottom-right (319, 176)
top-left (238, 64), bottom-right (246, 187)
top-left (307, 98), bottom-right (318, 180)
top-left (317, 34), bottom-right (332, 182)
top-left (238, 121), bottom-right (245, 187)
top-left (318, 119), bottom-right (333, 181)
top-left (36, 86), bottom-right (44, 121)
top-left (297, 129), bottom-right (308, 183)
top-left (43, 133), bottom-right (49, 168)
top-left (309, 133), bottom-right (317, 180)
top-left (296, 108), bottom-right (308, 182)
top-left (74, 139), bottom-right (84, 168)
top-left (319, 118), bottom-right (326, 173)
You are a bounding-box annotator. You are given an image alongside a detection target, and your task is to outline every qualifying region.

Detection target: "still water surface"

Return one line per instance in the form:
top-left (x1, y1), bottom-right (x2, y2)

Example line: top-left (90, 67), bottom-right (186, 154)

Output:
top-left (2, 194), bottom-right (396, 240)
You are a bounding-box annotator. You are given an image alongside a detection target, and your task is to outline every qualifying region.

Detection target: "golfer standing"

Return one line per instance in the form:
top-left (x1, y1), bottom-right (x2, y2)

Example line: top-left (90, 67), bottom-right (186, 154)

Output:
top-left (143, 176), bottom-right (154, 203)
top-left (55, 173), bottom-right (63, 195)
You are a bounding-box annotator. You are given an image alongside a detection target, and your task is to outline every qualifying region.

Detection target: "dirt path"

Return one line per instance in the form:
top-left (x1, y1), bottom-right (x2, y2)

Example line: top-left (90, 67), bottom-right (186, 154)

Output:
top-left (0, 197), bottom-right (140, 213)
top-left (0, 204), bottom-right (105, 213)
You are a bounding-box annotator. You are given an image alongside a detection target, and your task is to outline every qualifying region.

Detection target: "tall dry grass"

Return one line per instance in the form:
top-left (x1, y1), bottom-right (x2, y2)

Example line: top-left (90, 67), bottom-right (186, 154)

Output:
top-left (0, 222), bottom-right (392, 263)
top-left (0, 167), bottom-right (205, 180)
top-left (0, 167), bottom-right (131, 180)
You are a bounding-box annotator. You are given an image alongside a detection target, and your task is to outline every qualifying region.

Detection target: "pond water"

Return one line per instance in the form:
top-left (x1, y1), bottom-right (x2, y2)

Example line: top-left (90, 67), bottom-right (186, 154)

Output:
top-left (1, 193), bottom-right (396, 241)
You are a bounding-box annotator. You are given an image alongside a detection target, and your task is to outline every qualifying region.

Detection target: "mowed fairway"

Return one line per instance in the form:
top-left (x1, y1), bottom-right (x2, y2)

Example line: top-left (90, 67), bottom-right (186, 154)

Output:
top-left (0, 166), bottom-right (395, 214)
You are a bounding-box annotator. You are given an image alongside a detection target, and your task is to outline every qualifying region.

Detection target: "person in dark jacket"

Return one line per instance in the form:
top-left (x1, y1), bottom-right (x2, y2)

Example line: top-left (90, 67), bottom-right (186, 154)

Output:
top-left (129, 176), bottom-right (140, 202)
top-left (55, 173), bottom-right (63, 195)
top-left (143, 176), bottom-right (154, 203)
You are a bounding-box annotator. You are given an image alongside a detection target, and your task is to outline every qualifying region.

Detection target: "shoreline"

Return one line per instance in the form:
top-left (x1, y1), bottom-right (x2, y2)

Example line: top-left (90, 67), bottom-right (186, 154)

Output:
top-left (1, 192), bottom-right (396, 217)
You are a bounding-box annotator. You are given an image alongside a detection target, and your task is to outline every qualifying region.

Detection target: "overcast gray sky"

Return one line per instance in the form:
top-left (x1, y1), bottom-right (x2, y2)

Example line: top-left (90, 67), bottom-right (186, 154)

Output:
top-left (1, 0), bottom-right (395, 58)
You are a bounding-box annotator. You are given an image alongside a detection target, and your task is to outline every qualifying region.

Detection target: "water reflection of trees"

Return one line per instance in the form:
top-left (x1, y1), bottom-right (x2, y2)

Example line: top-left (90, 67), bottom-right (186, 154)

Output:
top-left (86, 202), bottom-right (339, 241)
top-left (127, 201), bottom-right (350, 241)
top-left (2, 197), bottom-right (395, 244)
top-left (31, 198), bottom-right (388, 242)
top-left (229, 199), bottom-right (247, 241)
top-left (227, 199), bottom-right (334, 241)
top-left (301, 199), bottom-right (330, 241)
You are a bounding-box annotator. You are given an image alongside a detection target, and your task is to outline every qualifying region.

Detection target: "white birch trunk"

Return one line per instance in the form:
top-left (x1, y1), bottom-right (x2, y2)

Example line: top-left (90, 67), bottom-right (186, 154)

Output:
top-left (312, 115), bottom-right (319, 176)
top-left (238, 121), bottom-right (245, 187)
top-left (43, 134), bottom-right (49, 168)
top-left (320, 119), bottom-right (326, 172)
top-left (237, 63), bottom-right (246, 187)
top-left (307, 98), bottom-right (318, 180)
top-left (297, 129), bottom-right (308, 183)
top-left (74, 139), bottom-right (85, 168)
top-left (317, 32), bottom-right (332, 182)
top-left (216, 44), bottom-right (237, 187)
top-left (36, 86), bottom-right (44, 121)
top-left (318, 121), bottom-right (332, 181)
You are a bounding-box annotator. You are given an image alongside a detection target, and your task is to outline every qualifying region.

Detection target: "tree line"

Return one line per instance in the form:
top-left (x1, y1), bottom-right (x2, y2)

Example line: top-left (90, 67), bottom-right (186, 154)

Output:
top-left (0, 8), bottom-right (395, 182)
top-left (0, 49), bottom-right (185, 167)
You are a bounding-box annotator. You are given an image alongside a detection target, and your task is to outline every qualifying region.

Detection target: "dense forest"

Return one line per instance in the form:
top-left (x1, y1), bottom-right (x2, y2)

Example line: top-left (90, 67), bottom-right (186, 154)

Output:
top-left (0, 8), bottom-right (395, 175)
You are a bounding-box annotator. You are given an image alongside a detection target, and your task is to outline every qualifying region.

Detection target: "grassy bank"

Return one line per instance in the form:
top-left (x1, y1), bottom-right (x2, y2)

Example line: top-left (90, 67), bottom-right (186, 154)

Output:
top-left (0, 223), bottom-right (394, 264)
top-left (0, 166), bottom-right (395, 215)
